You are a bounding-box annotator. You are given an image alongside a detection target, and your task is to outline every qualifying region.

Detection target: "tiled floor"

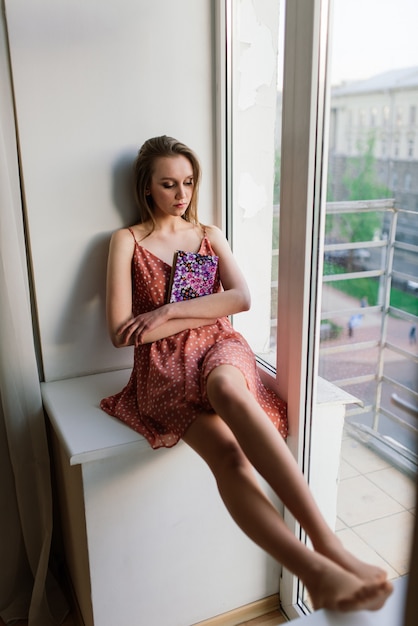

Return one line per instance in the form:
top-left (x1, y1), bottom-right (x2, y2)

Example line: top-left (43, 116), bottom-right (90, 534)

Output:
top-left (336, 431), bottom-right (416, 581)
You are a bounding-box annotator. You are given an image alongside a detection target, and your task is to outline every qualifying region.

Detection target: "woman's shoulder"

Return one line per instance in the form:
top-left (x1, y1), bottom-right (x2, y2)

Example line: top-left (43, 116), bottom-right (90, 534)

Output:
top-left (202, 223), bottom-right (225, 242)
top-left (111, 224), bottom-right (149, 244)
top-left (109, 226), bottom-right (143, 256)
top-left (110, 227), bottom-right (133, 244)
top-left (201, 224), bottom-right (233, 257)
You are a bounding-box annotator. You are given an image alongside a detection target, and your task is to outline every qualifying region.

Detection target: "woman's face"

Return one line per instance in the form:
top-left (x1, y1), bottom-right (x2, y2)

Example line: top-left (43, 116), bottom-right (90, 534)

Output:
top-left (148, 155), bottom-right (194, 218)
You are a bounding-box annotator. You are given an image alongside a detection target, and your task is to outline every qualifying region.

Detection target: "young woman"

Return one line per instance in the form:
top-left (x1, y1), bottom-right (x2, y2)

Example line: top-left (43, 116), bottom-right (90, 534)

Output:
top-left (101, 135), bottom-right (392, 613)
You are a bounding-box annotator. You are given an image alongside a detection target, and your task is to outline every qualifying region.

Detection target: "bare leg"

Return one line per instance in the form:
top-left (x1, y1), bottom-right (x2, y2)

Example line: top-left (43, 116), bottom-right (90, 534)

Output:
top-left (183, 413), bottom-right (390, 611)
top-left (205, 367), bottom-right (390, 578)
top-left (182, 365), bottom-right (393, 611)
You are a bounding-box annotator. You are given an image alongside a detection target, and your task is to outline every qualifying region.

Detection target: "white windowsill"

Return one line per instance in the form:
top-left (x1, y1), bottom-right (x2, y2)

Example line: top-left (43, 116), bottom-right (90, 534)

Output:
top-left (41, 369), bottom-right (358, 468)
top-left (41, 369), bottom-right (148, 466)
top-left (315, 376), bottom-right (361, 407)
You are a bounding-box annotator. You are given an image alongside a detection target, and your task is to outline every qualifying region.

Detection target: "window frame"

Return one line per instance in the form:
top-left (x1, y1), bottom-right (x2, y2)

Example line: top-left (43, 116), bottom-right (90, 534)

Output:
top-left (218, 0), bottom-right (333, 617)
top-left (276, 0), bottom-right (331, 615)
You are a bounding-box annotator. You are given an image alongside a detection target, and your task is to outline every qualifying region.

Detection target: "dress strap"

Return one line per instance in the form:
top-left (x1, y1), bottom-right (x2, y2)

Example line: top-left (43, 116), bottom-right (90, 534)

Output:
top-left (128, 227), bottom-right (137, 243)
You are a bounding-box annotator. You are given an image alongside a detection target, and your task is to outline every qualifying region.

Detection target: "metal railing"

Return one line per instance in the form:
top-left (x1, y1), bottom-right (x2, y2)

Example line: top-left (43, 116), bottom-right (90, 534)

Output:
top-left (320, 199), bottom-right (418, 475)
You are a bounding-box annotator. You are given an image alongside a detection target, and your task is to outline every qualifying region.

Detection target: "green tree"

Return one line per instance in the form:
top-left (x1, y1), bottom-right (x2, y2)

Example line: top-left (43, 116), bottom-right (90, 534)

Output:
top-left (344, 134), bottom-right (390, 203)
top-left (326, 133), bottom-right (390, 246)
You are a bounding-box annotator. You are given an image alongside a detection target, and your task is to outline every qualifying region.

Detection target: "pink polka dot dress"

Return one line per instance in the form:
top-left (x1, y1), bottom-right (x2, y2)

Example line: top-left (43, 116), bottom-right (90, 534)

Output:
top-left (100, 229), bottom-right (288, 449)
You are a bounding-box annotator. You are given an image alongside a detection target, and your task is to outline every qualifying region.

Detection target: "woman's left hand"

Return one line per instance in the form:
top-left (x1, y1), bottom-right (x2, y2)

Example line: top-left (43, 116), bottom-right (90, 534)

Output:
top-left (117, 306), bottom-right (170, 347)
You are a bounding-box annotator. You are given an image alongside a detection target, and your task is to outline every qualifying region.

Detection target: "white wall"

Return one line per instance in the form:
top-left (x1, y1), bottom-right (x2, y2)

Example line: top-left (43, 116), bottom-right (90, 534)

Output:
top-left (6, 0), bottom-right (216, 381)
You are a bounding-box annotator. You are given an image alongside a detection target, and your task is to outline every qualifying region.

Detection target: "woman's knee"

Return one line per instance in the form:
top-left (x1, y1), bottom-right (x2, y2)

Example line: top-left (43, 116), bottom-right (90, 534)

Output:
top-left (206, 365), bottom-right (247, 410)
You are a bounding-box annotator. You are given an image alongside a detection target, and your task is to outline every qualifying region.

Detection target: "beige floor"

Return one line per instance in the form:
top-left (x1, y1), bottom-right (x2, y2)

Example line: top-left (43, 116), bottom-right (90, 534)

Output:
top-left (336, 431), bottom-right (416, 581)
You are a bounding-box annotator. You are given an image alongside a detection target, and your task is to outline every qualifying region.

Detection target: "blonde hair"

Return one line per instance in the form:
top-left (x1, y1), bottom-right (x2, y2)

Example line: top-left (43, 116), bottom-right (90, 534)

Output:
top-left (133, 135), bottom-right (201, 230)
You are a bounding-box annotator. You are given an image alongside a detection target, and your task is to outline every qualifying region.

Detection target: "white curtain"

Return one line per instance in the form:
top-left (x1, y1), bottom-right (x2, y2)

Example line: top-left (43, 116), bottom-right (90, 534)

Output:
top-left (0, 9), bottom-right (67, 626)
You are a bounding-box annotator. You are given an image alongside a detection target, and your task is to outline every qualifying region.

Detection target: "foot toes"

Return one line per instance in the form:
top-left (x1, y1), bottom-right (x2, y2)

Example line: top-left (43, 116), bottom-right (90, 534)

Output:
top-left (337, 581), bottom-right (393, 612)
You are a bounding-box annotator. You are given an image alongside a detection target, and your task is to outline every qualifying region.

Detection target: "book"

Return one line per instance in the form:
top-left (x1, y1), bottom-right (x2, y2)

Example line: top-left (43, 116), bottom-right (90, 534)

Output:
top-left (167, 250), bottom-right (219, 303)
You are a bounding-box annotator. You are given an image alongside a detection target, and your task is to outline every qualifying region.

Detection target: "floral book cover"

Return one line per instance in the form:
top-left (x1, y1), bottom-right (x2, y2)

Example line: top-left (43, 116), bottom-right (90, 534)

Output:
top-left (167, 250), bottom-right (219, 303)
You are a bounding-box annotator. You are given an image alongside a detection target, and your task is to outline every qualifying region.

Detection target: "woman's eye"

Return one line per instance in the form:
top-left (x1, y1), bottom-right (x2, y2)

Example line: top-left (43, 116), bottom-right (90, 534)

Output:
top-left (162, 180), bottom-right (193, 189)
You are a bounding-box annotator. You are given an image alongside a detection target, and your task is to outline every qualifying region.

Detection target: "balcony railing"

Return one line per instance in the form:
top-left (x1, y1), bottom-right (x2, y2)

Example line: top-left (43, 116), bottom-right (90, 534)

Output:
top-left (269, 198), bottom-right (417, 474)
top-left (320, 199), bottom-right (418, 476)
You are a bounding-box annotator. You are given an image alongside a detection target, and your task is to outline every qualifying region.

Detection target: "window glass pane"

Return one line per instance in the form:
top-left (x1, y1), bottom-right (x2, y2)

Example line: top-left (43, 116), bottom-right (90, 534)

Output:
top-left (229, 0), bottom-right (285, 370)
top-left (268, 0), bottom-right (285, 367)
top-left (231, 0), bottom-right (417, 614)
top-left (313, 0), bottom-right (418, 607)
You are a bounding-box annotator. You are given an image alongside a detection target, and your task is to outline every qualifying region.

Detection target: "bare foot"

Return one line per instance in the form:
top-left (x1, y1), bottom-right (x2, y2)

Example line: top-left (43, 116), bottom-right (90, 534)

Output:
top-left (315, 534), bottom-right (389, 585)
top-left (306, 556), bottom-right (393, 613)
top-left (338, 579), bottom-right (393, 613)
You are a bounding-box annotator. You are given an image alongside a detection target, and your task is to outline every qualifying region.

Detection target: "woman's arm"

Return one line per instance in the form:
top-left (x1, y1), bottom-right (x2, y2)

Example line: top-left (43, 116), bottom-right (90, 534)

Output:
top-left (139, 317), bottom-right (218, 344)
top-left (105, 229), bottom-right (135, 347)
top-left (167, 224), bottom-right (251, 318)
top-left (107, 226), bottom-right (251, 347)
top-left (105, 229), bottom-right (216, 347)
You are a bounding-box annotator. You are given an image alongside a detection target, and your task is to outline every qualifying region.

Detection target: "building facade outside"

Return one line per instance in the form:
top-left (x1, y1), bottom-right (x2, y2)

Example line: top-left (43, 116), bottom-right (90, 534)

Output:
top-left (328, 66), bottom-right (418, 245)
